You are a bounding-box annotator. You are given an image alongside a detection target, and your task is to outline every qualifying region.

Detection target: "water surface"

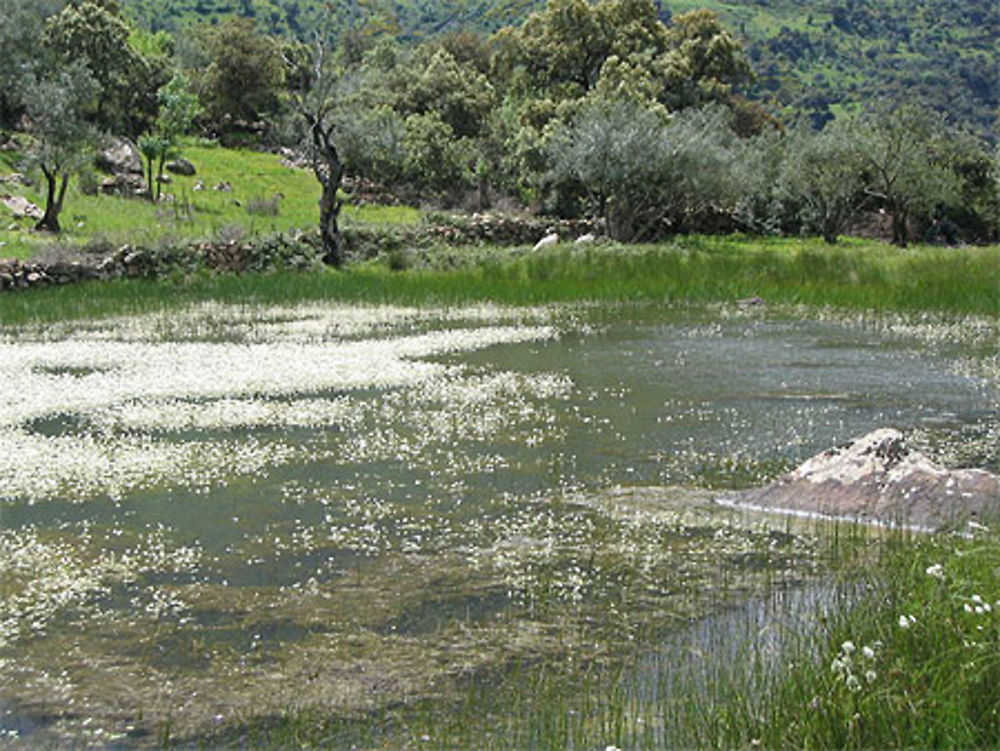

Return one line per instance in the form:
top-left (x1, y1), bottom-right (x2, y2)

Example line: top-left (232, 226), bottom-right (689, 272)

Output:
top-left (0, 302), bottom-right (996, 746)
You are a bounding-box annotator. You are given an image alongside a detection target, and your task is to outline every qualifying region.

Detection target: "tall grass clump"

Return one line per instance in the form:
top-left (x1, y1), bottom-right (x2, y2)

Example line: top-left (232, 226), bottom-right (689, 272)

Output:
top-left (706, 525), bottom-right (1000, 749)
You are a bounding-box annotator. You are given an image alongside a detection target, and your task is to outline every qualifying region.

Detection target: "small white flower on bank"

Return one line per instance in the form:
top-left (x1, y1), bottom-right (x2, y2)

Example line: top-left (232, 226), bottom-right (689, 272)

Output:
top-left (865, 669), bottom-right (877, 684)
top-left (926, 563), bottom-right (945, 580)
top-left (841, 640), bottom-right (856, 654)
top-left (899, 614), bottom-right (916, 629)
top-left (862, 645), bottom-right (876, 660)
top-left (845, 674), bottom-right (861, 692)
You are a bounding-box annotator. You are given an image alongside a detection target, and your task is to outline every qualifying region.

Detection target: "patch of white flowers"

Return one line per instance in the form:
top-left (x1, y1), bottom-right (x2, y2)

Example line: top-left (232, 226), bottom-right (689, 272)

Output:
top-left (831, 638), bottom-right (882, 692)
top-left (0, 303), bottom-right (564, 504)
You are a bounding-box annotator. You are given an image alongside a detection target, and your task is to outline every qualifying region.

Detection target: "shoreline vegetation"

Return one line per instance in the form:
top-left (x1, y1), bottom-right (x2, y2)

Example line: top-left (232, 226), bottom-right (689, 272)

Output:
top-left (1, 234), bottom-right (998, 326)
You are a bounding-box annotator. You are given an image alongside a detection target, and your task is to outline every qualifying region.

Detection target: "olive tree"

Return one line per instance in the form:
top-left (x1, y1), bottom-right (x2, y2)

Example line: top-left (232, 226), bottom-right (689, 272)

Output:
top-left (778, 119), bottom-right (871, 243)
top-left (548, 98), bottom-right (736, 241)
top-left (856, 104), bottom-right (960, 247)
top-left (22, 63), bottom-right (100, 233)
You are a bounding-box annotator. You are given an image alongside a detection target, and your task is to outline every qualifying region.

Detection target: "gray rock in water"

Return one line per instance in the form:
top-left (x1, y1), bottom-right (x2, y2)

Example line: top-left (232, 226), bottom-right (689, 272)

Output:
top-left (727, 428), bottom-right (1000, 531)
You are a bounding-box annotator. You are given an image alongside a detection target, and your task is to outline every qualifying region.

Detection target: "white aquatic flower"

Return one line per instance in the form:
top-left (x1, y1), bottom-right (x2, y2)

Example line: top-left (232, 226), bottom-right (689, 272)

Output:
top-left (925, 563), bottom-right (945, 580)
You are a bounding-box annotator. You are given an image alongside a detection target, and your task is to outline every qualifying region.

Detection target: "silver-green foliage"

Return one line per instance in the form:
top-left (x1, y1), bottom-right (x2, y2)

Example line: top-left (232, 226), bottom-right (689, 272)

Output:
top-left (778, 119), bottom-right (871, 244)
top-left (548, 99), bottom-right (737, 241)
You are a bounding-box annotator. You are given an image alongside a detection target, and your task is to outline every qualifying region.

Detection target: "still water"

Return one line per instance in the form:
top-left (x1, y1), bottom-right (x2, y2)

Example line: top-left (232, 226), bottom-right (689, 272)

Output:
top-left (1, 302), bottom-right (996, 745)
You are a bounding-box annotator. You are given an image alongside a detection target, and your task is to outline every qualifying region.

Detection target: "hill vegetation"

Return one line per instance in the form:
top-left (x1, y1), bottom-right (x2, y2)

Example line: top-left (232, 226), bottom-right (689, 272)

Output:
top-left (0, 0), bottom-right (997, 262)
top-left (117, 0), bottom-right (999, 137)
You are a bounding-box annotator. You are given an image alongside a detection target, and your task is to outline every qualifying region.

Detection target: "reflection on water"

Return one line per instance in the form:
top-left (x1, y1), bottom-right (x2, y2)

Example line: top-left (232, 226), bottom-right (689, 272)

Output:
top-left (0, 302), bottom-right (996, 746)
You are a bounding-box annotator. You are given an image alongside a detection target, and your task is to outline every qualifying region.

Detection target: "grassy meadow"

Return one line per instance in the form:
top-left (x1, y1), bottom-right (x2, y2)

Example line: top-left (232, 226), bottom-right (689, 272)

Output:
top-left (0, 141), bottom-right (419, 260)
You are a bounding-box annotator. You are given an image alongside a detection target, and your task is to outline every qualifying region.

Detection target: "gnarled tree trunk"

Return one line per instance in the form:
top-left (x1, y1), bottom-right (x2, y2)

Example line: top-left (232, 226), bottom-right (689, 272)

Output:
top-left (309, 115), bottom-right (344, 267)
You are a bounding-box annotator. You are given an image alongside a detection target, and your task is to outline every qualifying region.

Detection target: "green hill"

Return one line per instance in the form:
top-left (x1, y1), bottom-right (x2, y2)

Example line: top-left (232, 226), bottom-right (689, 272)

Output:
top-left (120, 0), bottom-right (999, 136)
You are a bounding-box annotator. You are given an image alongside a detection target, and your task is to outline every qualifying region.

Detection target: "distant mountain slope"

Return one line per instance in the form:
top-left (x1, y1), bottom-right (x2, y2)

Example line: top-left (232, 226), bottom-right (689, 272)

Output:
top-left (121, 0), bottom-right (998, 135)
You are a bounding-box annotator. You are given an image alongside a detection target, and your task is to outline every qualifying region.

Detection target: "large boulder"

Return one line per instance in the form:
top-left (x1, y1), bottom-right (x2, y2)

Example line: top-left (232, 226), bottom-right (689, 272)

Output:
top-left (728, 428), bottom-right (1000, 531)
top-left (95, 137), bottom-right (143, 176)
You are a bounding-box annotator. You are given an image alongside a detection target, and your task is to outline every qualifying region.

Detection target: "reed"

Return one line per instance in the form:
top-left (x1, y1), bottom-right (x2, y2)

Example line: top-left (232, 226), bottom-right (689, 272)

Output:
top-left (2, 238), bottom-right (997, 327)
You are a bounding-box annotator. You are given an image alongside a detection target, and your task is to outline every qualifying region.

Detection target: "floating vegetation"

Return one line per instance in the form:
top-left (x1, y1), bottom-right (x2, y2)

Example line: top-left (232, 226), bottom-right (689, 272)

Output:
top-left (0, 300), bottom-right (995, 747)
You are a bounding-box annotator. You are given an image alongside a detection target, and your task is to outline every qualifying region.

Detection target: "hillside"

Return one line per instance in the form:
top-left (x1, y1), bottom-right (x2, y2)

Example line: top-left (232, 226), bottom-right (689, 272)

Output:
top-left (97, 0), bottom-right (1000, 135)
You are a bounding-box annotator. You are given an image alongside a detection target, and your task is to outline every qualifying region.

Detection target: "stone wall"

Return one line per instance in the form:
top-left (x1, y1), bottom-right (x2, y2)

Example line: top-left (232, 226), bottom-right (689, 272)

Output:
top-left (0, 213), bottom-right (603, 293)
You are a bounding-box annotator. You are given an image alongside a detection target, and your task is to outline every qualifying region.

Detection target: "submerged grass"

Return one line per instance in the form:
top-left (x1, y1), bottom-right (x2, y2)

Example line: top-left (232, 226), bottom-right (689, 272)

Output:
top-left (212, 523), bottom-right (1000, 750)
top-left (708, 525), bottom-right (1000, 750)
top-left (2, 237), bottom-right (998, 326)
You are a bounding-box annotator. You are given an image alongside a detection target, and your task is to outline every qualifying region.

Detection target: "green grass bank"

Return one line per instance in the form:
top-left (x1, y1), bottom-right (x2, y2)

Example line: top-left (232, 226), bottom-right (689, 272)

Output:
top-left (1, 235), bottom-right (998, 326)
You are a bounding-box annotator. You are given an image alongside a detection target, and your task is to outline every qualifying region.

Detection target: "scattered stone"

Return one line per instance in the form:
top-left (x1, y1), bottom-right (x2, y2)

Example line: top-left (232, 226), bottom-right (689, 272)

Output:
top-left (214, 181), bottom-right (232, 192)
top-left (279, 147), bottom-right (310, 170)
top-left (0, 172), bottom-right (30, 186)
top-left (574, 233), bottom-right (596, 244)
top-left (1, 194), bottom-right (43, 220)
top-left (533, 232), bottom-right (559, 251)
top-left (100, 173), bottom-right (147, 197)
top-left (193, 179), bottom-right (205, 191)
top-left (737, 296), bottom-right (765, 307)
top-left (166, 158), bottom-right (196, 176)
top-left (727, 428), bottom-right (1000, 531)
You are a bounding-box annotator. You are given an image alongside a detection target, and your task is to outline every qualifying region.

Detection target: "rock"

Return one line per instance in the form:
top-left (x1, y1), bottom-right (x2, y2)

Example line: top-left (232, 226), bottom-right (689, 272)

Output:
top-left (95, 137), bottom-right (143, 176)
top-left (214, 181), bottom-right (232, 192)
top-left (737, 296), bottom-right (765, 307)
top-left (533, 232), bottom-right (559, 251)
top-left (166, 158), bottom-right (196, 176)
top-left (100, 173), bottom-right (147, 197)
top-left (0, 173), bottom-right (30, 186)
top-left (1, 195), bottom-right (43, 220)
top-left (728, 428), bottom-right (1000, 531)
top-left (574, 233), bottom-right (596, 244)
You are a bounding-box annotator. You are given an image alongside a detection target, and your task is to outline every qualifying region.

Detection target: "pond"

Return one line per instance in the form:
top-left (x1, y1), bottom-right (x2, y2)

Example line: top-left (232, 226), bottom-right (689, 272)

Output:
top-left (1, 301), bottom-right (997, 747)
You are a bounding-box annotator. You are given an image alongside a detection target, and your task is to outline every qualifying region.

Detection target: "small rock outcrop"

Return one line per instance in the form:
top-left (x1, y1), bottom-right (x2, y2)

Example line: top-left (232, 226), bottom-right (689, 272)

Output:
top-left (95, 138), bottom-right (147, 197)
top-left (95, 137), bottom-right (143, 177)
top-left (729, 428), bottom-right (1000, 531)
top-left (166, 158), bottom-right (196, 176)
top-left (1, 195), bottom-right (43, 220)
